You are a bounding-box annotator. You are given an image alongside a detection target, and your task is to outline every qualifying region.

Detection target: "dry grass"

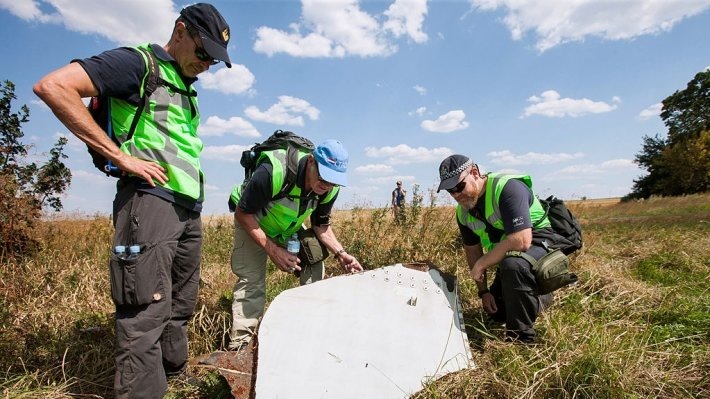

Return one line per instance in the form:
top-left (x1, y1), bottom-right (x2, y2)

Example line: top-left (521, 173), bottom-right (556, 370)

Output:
top-left (1, 193), bottom-right (709, 398)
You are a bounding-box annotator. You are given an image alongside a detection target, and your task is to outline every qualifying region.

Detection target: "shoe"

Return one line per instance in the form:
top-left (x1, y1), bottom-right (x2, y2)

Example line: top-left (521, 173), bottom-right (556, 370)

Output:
top-left (228, 341), bottom-right (249, 351)
top-left (505, 330), bottom-right (537, 345)
top-left (168, 372), bottom-right (201, 387)
top-left (538, 293), bottom-right (554, 312)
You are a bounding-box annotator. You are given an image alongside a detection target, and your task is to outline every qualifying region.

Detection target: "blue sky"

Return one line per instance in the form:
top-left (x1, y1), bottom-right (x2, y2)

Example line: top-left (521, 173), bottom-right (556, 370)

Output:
top-left (1, 0), bottom-right (709, 216)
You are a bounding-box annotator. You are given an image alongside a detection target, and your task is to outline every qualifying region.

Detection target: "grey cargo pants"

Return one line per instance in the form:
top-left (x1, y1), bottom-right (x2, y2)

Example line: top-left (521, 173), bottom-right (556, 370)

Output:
top-left (111, 185), bottom-right (202, 399)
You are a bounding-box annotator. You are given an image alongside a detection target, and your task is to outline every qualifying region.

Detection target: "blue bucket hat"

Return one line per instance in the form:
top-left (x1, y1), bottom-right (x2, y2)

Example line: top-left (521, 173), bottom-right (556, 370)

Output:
top-left (313, 139), bottom-right (349, 186)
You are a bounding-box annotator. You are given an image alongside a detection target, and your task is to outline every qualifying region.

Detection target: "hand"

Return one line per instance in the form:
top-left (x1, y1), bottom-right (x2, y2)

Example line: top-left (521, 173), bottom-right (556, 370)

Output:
top-left (267, 243), bottom-right (301, 273)
top-left (115, 154), bottom-right (168, 187)
top-left (337, 252), bottom-right (363, 273)
top-left (470, 262), bottom-right (486, 283)
top-left (481, 292), bottom-right (497, 314)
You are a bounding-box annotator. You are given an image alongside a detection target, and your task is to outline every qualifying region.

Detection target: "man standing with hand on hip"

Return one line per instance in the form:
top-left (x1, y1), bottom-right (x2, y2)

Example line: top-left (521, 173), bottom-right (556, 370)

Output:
top-left (34, 3), bottom-right (232, 397)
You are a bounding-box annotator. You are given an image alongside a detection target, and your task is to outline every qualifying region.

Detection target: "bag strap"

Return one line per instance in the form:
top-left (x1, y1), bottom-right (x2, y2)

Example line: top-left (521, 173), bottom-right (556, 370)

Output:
top-left (506, 250), bottom-right (538, 268)
top-left (532, 196), bottom-right (552, 229)
top-left (274, 145), bottom-right (300, 201)
top-left (125, 47), bottom-right (159, 141)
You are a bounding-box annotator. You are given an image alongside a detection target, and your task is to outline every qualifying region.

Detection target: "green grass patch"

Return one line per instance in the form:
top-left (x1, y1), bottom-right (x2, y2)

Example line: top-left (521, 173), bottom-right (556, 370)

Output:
top-left (633, 253), bottom-right (693, 286)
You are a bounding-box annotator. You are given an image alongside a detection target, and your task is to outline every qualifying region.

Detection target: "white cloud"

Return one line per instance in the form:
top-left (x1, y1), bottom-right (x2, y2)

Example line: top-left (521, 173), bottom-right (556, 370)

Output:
top-left (470, 0), bottom-right (710, 52)
top-left (201, 144), bottom-right (252, 163)
top-left (253, 0), bottom-right (429, 58)
top-left (638, 103), bottom-right (663, 120)
top-left (364, 175), bottom-right (416, 185)
top-left (409, 106), bottom-right (427, 117)
top-left (413, 85), bottom-right (427, 96)
top-left (30, 99), bottom-right (49, 110)
top-left (523, 90), bottom-right (619, 118)
top-left (354, 164), bottom-right (395, 174)
top-left (487, 150), bottom-right (585, 166)
top-left (421, 110), bottom-right (469, 133)
top-left (52, 132), bottom-right (86, 153)
top-left (244, 95), bottom-right (320, 126)
top-left (383, 0), bottom-right (429, 43)
top-left (365, 144), bottom-right (452, 165)
top-left (200, 116), bottom-right (261, 138)
top-left (0, 0), bottom-right (176, 45)
top-left (199, 65), bottom-right (256, 95)
top-left (0, 0), bottom-right (53, 22)
top-left (544, 158), bottom-right (637, 179)
top-left (70, 169), bottom-right (113, 186)
top-left (600, 159), bottom-right (636, 169)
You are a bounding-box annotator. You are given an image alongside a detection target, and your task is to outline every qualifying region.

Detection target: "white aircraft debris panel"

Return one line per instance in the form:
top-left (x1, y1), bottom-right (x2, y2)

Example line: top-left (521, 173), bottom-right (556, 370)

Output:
top-left (256, 263), bottom-right (474, 398)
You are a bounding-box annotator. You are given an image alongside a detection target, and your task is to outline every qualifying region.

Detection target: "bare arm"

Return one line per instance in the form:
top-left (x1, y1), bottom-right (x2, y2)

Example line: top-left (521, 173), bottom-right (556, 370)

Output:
top-left (313, 224), bottom-right (363, 273)
top-left (465, 242), bottom-right (500, 314)
top-left (234, 208), bottom-right (300, 273)
top-left (470, 227), bottom-right (532, 283)
top-left (33, 63), bottom-right (167, 185)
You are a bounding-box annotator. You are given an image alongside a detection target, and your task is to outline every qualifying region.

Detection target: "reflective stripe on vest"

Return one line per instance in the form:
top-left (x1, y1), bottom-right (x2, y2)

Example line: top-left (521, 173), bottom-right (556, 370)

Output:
top-left (230, 149), bottom-right (339, 243)
top-left (457, 173), bottom-right (549, 252)
top-left (111, 44), bottom-right (203, 201)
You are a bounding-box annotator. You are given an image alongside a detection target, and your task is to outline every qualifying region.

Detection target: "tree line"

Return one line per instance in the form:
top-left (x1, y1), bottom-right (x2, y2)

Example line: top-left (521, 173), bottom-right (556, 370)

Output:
top-left (1, 70), bottom-right (708, 258)
top-left (625, 69), bottom-right (710, 200)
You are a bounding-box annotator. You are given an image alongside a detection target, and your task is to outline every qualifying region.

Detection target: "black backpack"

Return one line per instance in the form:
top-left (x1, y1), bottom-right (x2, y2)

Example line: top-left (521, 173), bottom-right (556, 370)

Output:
top-left (87, 47), bottom-right (160, 177)
top-left (535, 195), bottom-right (583, 255)
top-left (239, 130), bottom-right (314, 201)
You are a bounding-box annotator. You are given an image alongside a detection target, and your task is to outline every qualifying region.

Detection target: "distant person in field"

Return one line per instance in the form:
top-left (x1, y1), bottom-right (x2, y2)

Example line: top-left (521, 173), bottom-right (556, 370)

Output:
top-left (33, 3), bottom-right (232, 397)
top-left (391, 180), bottom-right (407, 222)
top-left (226, 139), bottom-right (363, 350)
top-left (437, 154), bottom-right (565, 343)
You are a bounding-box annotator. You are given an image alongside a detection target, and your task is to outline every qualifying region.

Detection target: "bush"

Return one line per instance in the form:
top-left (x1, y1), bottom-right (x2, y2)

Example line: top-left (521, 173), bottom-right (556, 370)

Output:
top-left (0, 79), bottom-right (71, 260)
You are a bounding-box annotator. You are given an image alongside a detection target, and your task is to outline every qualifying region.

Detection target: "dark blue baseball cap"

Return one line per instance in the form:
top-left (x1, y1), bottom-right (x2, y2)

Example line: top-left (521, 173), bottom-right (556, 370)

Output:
top-left (180, 3), bottom-right (232, 67)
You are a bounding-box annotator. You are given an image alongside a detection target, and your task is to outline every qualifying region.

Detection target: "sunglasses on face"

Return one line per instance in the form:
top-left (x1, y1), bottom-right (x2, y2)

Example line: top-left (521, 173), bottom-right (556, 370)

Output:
top-left (187, 28), bottom-right (219, 65)
top-left (315, 165), bottom-right (339, 187)
top-left (446, 171), bottom-right (470, 194)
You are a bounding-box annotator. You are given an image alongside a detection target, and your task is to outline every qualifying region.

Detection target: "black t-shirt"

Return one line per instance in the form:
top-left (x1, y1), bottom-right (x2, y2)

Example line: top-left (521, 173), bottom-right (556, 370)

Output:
top-left (76, 44), bottom-right (201, 211)
top-left (458, 178), bottom-right (534, 246)
top-left (235, 156), bottom-right (336, 227)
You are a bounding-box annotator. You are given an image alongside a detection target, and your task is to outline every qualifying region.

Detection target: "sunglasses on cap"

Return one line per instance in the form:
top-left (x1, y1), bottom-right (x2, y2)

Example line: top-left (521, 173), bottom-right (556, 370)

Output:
top-left (187, 27), bottom-right (219, 65)
top-left (446, 171), bottom-right (470, 194)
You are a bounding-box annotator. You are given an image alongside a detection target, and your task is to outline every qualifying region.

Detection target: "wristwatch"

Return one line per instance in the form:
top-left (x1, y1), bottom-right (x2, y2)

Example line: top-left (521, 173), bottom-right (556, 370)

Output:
top-left (477, 289), bottom-right (490, 298)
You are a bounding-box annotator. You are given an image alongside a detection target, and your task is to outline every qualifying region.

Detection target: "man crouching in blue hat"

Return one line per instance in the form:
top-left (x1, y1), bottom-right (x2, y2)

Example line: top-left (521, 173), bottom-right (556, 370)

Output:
top-left (226, 138), bottom-right (363, 350)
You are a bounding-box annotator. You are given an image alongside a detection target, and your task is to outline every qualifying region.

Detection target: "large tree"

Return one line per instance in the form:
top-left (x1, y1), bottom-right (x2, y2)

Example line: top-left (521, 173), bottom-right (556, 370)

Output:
top-left (627, 70), bottom-right (710, 199)
top-left (0, 80), bottom-right (72, 258)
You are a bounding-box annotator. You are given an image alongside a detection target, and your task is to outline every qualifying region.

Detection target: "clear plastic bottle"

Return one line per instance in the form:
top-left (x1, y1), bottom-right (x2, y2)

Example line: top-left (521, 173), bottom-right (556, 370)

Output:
top-left (287, 233), bottom-right (300, 255)
top-left (126, 245), bottom-right (141, 260)
top-left (114, 245), bottom-right (126, 258)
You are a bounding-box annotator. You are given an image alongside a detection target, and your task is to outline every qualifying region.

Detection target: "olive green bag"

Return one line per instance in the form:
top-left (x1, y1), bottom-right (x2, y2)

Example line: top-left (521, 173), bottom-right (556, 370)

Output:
top-left (297, 228), bottom-right (329, 265)
top-left (508, 249), bottom-right (578, 295)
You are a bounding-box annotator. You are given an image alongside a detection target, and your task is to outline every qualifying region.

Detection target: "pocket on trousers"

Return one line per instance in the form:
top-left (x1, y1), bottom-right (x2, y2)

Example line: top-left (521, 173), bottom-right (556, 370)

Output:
top-left (109, 241), bottom-right (176, 306)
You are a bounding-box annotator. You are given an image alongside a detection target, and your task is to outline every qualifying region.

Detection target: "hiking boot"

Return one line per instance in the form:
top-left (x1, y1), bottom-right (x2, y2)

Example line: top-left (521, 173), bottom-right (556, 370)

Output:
top-left (167, 371), bottom-right (201, 387)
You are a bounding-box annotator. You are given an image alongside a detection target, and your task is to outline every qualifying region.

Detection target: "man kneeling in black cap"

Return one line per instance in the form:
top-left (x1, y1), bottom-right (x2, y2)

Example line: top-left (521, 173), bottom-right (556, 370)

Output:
top-left (437, 155), bottom-right (560, 343)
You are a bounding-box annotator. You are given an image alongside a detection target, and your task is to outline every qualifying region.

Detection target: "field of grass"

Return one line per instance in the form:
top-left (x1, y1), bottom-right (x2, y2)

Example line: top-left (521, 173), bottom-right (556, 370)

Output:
top-left (1, 193), bottom-right (708, 398)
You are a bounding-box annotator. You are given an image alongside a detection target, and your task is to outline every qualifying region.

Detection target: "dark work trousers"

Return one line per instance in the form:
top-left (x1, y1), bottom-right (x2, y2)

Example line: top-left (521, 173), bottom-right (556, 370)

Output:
top-left (489, 245), bottom-right (547, 342)
top-left (111, 185), bottom-right (202, 399)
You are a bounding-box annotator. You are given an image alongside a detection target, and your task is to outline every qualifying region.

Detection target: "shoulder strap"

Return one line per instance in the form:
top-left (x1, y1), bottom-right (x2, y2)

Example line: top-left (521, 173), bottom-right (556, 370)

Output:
top-left (532, 195), bottom-right (551, 228)
top-left (274, 146), bottom-right (301, 201)
top-left (125, 47), bottom-right (160, 141)
top-left (506, 250), bottom-right (539, 267)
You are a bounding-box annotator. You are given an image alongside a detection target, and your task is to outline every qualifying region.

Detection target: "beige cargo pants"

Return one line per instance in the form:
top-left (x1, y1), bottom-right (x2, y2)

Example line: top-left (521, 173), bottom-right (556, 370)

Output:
top-left (229, 221), bottom-right (324, 349)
